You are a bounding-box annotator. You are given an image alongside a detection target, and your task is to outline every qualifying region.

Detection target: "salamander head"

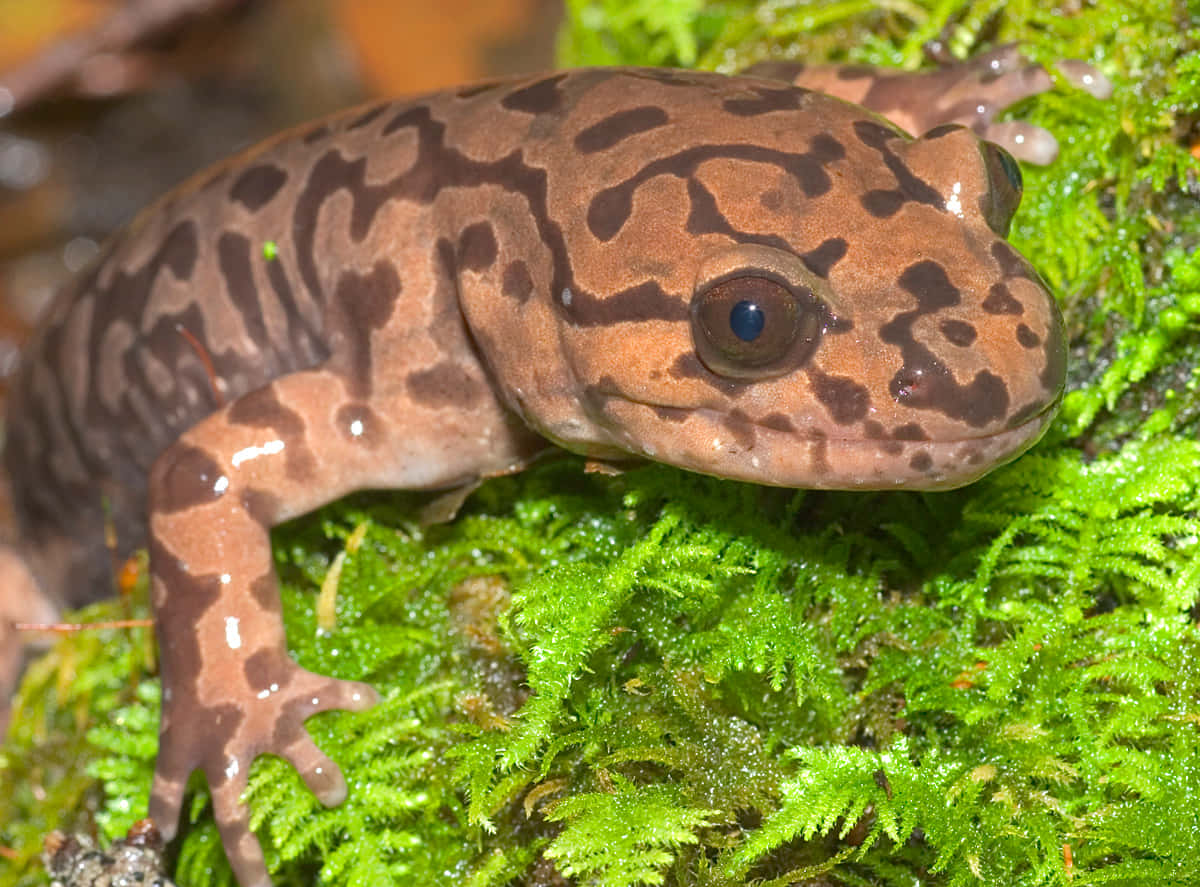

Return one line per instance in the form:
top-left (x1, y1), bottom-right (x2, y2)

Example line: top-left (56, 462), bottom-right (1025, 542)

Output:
top-left (547, 101), bottom-right (1063, 489)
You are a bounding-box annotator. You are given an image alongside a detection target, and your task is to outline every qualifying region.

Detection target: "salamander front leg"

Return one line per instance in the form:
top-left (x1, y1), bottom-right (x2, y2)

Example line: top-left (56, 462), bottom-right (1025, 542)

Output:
top-left (144, 403), bottom-right (380, 885)
top-left (143, 362), bottom-right (539, 885)
top-left (143, 372), bottom-right (394, 886)
top-left (746, 44), bottom-right (1111, 164)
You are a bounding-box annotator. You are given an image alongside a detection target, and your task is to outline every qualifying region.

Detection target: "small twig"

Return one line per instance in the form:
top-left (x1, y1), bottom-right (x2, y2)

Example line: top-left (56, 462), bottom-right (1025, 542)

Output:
top-left (175, 322), bottom-right (224, 405)
top-left (0, 0), bottom-right (252, 116)
top-left (17, 619), bottom-right (153, 633)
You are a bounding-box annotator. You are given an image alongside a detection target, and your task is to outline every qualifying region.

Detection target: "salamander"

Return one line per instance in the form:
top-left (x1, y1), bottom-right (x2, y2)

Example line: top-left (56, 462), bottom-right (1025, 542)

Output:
top-left (0, 46), bottom-right (1107, 886)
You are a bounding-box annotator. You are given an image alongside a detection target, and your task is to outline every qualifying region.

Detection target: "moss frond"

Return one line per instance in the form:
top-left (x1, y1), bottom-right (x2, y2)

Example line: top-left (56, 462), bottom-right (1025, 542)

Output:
top-left (543, 774), bottom-right (715, 886)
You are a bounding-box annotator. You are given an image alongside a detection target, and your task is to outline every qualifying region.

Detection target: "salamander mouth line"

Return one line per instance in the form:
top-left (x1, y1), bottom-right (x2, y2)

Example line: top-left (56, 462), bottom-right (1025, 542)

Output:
top-left (606, 394), bottom-right (1058, 448)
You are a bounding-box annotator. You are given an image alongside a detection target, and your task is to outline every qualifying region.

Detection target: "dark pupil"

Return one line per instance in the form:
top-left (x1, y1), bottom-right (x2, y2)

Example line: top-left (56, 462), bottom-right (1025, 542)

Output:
top-left (729, 300), bottom-right (765, 342)
top-left (996, 146), bottom-right (1022, 193)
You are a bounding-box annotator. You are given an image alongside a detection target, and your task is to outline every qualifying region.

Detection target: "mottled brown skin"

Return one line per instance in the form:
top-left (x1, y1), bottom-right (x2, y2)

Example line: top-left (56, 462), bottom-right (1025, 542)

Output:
top-left (2, 56), bottom-right (1089, 886)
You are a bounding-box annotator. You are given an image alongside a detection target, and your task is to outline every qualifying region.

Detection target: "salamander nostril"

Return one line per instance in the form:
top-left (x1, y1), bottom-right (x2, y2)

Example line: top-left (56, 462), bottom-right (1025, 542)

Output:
top-left (893, 371), bottom-right (922, 400)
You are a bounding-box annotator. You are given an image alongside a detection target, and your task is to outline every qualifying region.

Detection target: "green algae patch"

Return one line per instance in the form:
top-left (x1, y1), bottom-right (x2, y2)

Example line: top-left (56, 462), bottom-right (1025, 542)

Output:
top-left (4, 3), bottom-right (1200, 887)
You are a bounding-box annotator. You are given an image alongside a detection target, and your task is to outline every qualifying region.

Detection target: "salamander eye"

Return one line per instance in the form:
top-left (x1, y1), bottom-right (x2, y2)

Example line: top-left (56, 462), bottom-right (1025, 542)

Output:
top-left (979, 141), bottom-right (1023, 237)
top-left (692, 274), bottom-right (822, 379)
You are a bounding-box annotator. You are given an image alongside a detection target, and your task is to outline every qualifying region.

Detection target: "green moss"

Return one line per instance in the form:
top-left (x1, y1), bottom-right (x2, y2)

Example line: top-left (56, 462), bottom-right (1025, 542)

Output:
top-left (0, 572), bottom-right (158, 887)
top-left (4, 2), bottom-right (1200, 886)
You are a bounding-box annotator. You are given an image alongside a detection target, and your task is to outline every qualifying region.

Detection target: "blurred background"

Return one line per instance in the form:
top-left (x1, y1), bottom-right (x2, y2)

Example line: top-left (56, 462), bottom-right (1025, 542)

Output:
top-left (0, 0), bottom-right (561, 390)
